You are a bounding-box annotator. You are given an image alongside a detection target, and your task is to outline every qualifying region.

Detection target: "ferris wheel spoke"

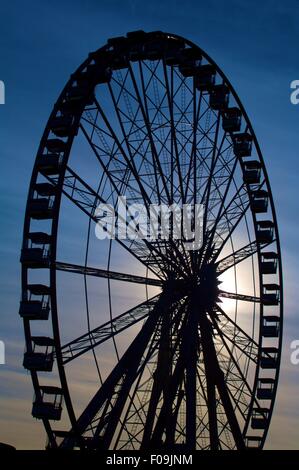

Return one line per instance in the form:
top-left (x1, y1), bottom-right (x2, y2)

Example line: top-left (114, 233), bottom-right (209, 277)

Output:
top-left (128, 62), bottom-right (172, 204)
top-left (92, 320), bottom-right (163, 448)
top-left (54, 261), bottom-right (162, 286)
top-left (216, 362), bottom-right (252, 431)
top-left (195, 366), bottom-right (211, 441)
top-left (198, 311), bottom-right (245, 449)
top-left (80, 124), bottom-right (145, 204)
top-left (171, 75), bottom-right (193, 201)
top-left (209, 184), bottom-right (250, 256)
top-left (94, 297), bottom-right (186, 448)
top-left (210, 174), bottom-right (266, 260)
top-left (60, 294), bottom-right (161, 364)
top-left (112, 366), bottom-right (157, 449)
top-left (107, 79), bottom-right (161, 203)
top-left (216, 240), bottom-right (260, 274)
top-left (82, 110), bottom-right (153, 201)
top-left (81, 109), bottom-right (132, 171)
top-left (198, 126), bottom-right (225, 192)
top-left (107, 70), bottom-right (192, 275)
top-left (201, 151), bottom-right (237, 240)
top-left (183, 86), bottom-right (202, 203)
top-left (94, 85), bottom-right (188, 276)
top-left (196, 359), bottom-right (230, 448)
top-left (219, 290), bottom-right (260, 303)
top-left (215, 306), bottom-right (259, 359)
top-left (200, 111), bottom-right (222, 246)
top-left (92, 97), bottom-right (152, 206)
top-left (195, 385), bottom-right (232, 450)
top-left (198, 326), bottom-right (220, 448)
top-left (149, 307), bottom-right (199, 447)
top-left (211, 327), bottom-right (257, 415)
top-left (81, 108), bottom-right (137, 197)
top-left (214, 322), bottom-right (258, 365)
top-left (141, 300), bottom-right (198, 449)
top-left (185, 128), bottom-right (233, 204)
top-left (211, 320), bottom-right (258, 388)
top-left (115, 376), bottom-right (152, 450)
top-left (139, 61), bottom-right (171, 130)
top-left (203, 157), bottom-right (237, 233)
top-left (117, 299), bottom-right (188, 449)
top-left (162, 60), bottom-right (185, 203)
top-left (202, 157), bottom-right (238, 249)
top-left (45, 164), bottom-right (173, 278)
top-left (62, 293), bottom-right (179, 445)
top-left (81, 116), bottom-right (159, 226)
top-left (106, 82), bottom-right (160, 203)
top-left (193, 136), bottom-right (231, 212)
top-left (141, 299), bottom-right (190, 448)
top-left (197, 321), bottom-right (255, 447)
top-left (99, 91), bottom-right (173, 206)
top-left (86, 335), bottom-right (161, 446)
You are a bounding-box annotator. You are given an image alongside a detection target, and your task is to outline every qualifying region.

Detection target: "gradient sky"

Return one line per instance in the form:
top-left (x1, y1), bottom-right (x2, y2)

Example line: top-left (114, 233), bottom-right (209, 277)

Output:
top-left (1, 0), bottom-right (299, 449)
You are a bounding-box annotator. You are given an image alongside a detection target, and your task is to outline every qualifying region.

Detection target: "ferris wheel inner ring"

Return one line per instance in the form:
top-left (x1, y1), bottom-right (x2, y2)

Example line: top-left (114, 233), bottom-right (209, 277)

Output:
top-left (20, 30), bottom-right (283, 450)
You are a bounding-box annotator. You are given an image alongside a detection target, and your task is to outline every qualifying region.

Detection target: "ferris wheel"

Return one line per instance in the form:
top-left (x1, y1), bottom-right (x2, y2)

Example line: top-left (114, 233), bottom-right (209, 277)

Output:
top-left (20, 31), bottom-right (283, 450)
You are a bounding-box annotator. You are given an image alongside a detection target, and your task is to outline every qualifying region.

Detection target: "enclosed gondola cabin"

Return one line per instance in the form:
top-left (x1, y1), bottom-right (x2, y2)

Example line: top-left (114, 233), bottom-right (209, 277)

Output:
top-left (243, 160), bottom-right (262, 185)
top-left (256, 221), bottom-right (275, 244)
top-left (32, 386), bottom-right (63, 421)
top-left (23, 337), bottom-right (55, 372)
top-left (257, 378), bottom-right (275, 400)
top-left (261, 252), bottom-right (278, 275)
top-left (222, 107), bottom-right (242, 132)
top-left (261, 316), bottom-right (280, 338)
top-left (260, 347), bottom-right (279, 369)
top-left (233, 132), bottom-right (253, 157)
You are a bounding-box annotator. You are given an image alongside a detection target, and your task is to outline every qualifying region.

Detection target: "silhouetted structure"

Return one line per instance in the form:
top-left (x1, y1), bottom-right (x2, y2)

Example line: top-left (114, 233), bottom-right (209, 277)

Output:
top-left (20, 31), bottom-right (283, 450)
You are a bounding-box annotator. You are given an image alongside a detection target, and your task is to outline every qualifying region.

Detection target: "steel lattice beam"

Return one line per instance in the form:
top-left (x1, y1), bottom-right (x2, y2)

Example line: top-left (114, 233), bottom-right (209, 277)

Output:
top-left (60, 295), bottom-right (160, 364)
top-left (55, 261), bottom-right (162, 287)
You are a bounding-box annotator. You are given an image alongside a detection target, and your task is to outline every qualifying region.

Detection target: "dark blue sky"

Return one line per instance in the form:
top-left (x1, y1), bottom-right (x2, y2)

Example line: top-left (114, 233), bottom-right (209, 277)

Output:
top-left (0, 0), bottom-right (299, 448)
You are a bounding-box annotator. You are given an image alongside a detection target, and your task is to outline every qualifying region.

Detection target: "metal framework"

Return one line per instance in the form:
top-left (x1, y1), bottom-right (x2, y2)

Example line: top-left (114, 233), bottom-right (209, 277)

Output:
top-left (20, 31), bottom-right (283, 450)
